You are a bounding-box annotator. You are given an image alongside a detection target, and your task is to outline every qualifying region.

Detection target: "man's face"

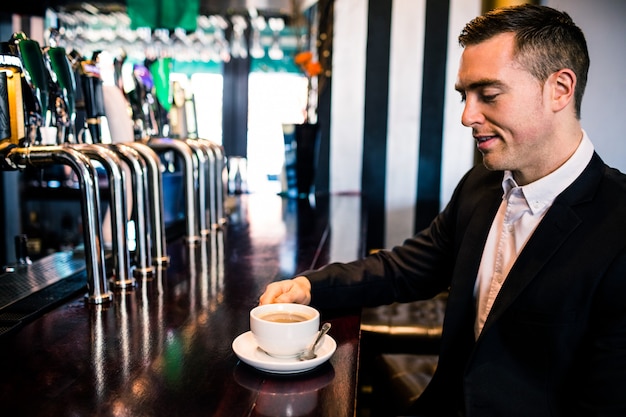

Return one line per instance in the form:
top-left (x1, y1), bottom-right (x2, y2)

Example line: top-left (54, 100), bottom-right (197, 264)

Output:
top-left (455, 32), bottom-right (555, 185)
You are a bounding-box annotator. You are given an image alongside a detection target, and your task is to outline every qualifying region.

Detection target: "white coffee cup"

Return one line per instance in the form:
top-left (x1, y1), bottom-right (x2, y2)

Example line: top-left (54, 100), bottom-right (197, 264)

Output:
top-left (250, 303), bottom-right (320, 358)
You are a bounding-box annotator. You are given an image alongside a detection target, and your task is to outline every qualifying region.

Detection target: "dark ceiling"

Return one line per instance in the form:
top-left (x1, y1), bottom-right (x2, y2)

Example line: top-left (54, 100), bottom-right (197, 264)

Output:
top-left (0, 0), bottom-right (296, 18)
top-left (1, 1), bottom-right (121, 17)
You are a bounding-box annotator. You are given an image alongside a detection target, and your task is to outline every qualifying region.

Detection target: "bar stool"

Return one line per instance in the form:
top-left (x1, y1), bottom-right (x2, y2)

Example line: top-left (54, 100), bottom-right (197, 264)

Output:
top-left (374, 353), bottom-right (439, 415)
top-left (360, 292), bottom-right (447, 416)
top-left (361, 292), bottom-right (447, 353)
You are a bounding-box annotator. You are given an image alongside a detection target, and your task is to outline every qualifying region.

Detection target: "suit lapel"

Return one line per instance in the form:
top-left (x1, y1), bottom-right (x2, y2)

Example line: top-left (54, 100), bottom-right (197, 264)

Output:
top-left (479, 154), bottom-right (603, 334)
top-left (446, 182), bottom-right (502, 333)
top-left (454, 194), bottom-right (501, 294)
top-left (480, 202), bottom-right (581, 332)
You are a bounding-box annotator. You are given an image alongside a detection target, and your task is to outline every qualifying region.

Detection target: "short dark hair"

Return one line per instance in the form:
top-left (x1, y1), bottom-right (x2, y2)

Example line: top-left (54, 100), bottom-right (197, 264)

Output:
top-left (459, 4), bottom-right (589, 119)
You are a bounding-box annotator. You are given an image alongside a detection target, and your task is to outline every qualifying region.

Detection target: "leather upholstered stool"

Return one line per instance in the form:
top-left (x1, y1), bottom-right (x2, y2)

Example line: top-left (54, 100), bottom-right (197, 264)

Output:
top-left (360, 292), bottom-right (448, 354)
top-left (358, 293), bottom-right (447, 416)
top-left (361, 292), bottom-right (447, 339)
top-left (375, 353), bottom-right (439, 414)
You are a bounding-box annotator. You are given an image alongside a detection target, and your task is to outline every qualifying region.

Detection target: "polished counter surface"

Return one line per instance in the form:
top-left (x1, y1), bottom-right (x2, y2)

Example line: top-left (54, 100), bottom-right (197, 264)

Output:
top-left (0, 193), bottom-right (363, 417)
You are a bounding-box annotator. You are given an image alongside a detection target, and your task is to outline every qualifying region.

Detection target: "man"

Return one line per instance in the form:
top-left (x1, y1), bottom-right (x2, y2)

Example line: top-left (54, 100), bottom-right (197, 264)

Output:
top-left (260, 4), bottom-right (626, 416)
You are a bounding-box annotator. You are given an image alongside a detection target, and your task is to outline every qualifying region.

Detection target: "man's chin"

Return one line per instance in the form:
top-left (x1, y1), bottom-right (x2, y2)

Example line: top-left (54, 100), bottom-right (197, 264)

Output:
top-left (481, 156), bottom-right (504, 172)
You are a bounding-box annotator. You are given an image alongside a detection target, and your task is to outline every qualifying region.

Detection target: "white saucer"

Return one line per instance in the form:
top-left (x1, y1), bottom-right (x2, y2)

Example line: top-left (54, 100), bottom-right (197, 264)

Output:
top-left (232, 331), bottom-right (337, 374)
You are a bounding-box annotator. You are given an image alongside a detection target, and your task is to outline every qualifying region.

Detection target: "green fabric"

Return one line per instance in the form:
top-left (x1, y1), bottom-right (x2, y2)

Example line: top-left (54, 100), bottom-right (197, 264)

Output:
top-left (160, 0), bottom-right (199, 31)
top-left (150, 57), bottom-right (172, 111)
top-left (127, 0), bottom-right (199, 31)
top-left (127, 0), bottom-right (158, 29)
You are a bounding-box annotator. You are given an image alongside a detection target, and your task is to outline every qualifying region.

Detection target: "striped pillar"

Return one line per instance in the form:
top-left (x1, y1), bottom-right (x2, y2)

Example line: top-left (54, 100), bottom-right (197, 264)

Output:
top-left (327, 0), bottom-right (480, 252)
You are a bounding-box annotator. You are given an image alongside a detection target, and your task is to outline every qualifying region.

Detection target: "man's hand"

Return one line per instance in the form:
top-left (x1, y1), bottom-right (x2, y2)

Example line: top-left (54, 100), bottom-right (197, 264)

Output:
top-left (259, 276), bottom-right (312, 305)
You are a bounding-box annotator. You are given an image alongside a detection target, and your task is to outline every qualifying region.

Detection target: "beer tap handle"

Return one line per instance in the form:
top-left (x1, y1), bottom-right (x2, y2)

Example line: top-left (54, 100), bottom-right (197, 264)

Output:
top-left (14, 234), bottom-right (32, 266)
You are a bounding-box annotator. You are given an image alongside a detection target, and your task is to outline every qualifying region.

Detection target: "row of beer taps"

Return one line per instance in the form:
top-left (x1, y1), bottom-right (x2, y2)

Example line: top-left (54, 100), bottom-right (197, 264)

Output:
top-left (0, 31), bottom-right (227, 305)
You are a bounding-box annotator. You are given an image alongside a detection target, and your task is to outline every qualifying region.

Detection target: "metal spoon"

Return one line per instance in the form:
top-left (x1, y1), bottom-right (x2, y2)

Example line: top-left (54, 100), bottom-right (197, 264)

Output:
top-left (298, 322), bottom-right (331, 361)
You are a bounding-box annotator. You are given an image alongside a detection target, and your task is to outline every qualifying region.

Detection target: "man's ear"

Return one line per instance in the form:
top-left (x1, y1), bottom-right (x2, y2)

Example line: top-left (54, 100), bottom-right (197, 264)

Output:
top-left (549, 68), bottom-right (576, 112)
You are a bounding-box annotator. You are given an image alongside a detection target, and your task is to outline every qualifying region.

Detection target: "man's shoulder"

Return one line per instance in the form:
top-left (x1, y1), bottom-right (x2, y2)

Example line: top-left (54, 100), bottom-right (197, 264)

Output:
top-left (602, 164), bottom-right (626, 188)
top-left (595, 155), bottom-right (626, 198)
top-left (564, 155), bottom-right (626, 223)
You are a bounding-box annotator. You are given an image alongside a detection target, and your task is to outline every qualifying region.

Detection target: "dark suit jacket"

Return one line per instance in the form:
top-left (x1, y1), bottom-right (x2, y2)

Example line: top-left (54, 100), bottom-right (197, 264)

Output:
top-left (304, 153), bottom-right (626, 417)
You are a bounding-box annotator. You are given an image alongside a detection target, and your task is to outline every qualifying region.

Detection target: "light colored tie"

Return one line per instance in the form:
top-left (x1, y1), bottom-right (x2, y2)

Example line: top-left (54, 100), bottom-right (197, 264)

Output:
top-left (477, 184), bottom-right (530, 333)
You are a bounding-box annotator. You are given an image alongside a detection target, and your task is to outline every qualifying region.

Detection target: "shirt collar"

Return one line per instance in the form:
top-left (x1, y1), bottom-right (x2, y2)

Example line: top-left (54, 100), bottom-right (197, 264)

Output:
top-left (501, 130), bottom-right (594, 215)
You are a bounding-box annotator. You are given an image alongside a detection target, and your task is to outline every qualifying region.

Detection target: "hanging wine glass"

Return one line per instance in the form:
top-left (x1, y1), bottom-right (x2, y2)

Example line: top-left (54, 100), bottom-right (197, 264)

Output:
top-left (230, 15), bottom-right (248, 59)
top-left (267, 17), bottom-right (284, 60)
top-left (249, 15), bottom-right (266, 59)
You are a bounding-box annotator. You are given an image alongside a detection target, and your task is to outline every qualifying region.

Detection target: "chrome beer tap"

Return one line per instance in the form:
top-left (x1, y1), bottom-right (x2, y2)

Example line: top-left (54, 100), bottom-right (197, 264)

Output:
top-left (2, 39), bottom-right (112, 303)
top-left (44, 44), bottom-right (134, 288)
top-left (111, 144), bottom-right (154, 279)
top-left (183, 139), bottom-right (210, 237)
top-left (6, 145), bottom-right (113, 303)
top-left (148, 137), bottom-right (200, 243)
top-left (124, 141), bottom-right (169, 267)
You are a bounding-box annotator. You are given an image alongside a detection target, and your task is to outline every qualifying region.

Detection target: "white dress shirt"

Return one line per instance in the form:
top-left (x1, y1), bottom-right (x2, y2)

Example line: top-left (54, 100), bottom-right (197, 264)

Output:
top-left (474, 131), bottom-right (595, 338)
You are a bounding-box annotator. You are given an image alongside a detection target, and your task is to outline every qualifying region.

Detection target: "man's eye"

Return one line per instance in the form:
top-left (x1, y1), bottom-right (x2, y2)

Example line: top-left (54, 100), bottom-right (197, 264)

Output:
top-left (481, 94), bottom-right (497, 103)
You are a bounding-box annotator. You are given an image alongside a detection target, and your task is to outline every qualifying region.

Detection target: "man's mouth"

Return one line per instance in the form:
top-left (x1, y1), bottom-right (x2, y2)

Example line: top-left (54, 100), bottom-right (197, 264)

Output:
top-left (475, 135), bottom-right (496, 143)
top-left (474, 134), bottom-right (499, 150)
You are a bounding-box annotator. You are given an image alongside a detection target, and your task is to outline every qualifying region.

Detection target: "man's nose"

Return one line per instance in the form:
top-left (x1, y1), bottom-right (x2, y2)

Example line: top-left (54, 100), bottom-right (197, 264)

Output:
top-left (461, 98), bottom-right (483, 127)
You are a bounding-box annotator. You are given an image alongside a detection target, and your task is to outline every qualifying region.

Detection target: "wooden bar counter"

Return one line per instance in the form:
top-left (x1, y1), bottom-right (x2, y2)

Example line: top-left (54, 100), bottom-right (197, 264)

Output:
top-left (0, 193), bottom-right (364, 417)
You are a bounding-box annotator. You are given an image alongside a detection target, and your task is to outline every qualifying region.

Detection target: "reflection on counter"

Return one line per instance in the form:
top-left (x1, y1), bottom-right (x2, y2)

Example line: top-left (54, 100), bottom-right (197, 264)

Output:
top-left (86, 230), bottom-right (226, 414)
top-left (233, 362), bottom-right (335, 417)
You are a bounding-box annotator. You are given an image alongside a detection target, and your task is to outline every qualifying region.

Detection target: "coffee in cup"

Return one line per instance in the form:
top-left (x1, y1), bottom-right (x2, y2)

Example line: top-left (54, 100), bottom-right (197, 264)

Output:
top-left (250, 303), bottom-right (320, 358)
top-left (258, 311), bottom-right (313, 323)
